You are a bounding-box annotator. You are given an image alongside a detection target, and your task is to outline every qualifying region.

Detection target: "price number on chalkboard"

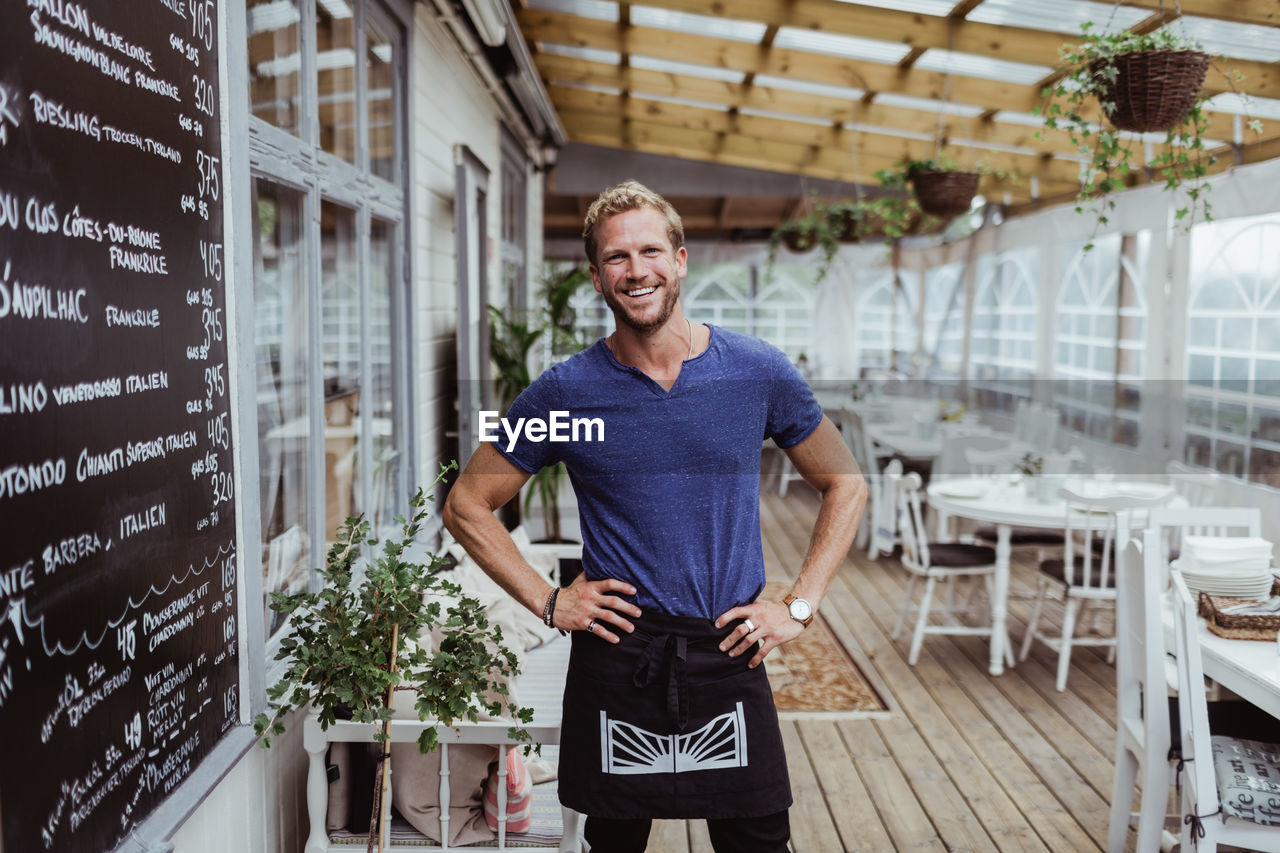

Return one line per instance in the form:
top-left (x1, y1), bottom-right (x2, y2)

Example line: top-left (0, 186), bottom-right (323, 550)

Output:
top-left (210, 470), bottom-right (233, 506)
top-left (199, 239), bottom-right (222, 281)
top-left (195, 151), bottom-right (219, 200)
top-left (201, 307), bottom-right (223, 348)
top-left (189, 0), bottom-right (214, 51)
top-left (124, 712), bottom-right (142, 751)
top-left (224, 685), bottom-right (238, 720)
top-left (207, 412), bottom-right (229, 451)
top-left (117, 619), bottom-right (137, 661)
top-left (191, 75), bottom-right (215, 118)
top-left (203, 363), bottom-right (225, 400)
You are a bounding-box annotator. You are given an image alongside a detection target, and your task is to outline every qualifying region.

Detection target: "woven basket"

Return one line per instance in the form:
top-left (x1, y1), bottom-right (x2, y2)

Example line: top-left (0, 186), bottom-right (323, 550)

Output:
top-left (1196, 578), bottom-right (1280, 641)
top-left (781, 228), bottom-right (817, 253)
top-left (1093, 50), bottom-right (1210, 133)
top-left (910, 170), bottom-right (979, 218)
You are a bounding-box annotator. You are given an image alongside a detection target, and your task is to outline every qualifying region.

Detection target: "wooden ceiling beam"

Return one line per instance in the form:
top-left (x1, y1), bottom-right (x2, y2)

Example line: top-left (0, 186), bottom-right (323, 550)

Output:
top-left (538, 62), bottom-right (1268, 156)
top-left (624, 0), bottom-right (1278, 81)
top-left (519, 8), bottom-right (1279, 108)
top-left (1117, 0), bottom-right (1277, 28)
top-left (549, 84), bottom-right (1088, 182)
top-left (556, 104), bottom-right (1084, 191)
top-left (520, 9), bottom-right (1039, 111)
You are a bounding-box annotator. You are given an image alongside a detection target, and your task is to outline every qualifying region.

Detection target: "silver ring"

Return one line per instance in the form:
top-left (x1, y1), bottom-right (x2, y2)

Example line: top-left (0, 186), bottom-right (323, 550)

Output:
top-left (587, 619), bottom-right (596, 633)
top-left (743, 618), bottom-right (756, 633)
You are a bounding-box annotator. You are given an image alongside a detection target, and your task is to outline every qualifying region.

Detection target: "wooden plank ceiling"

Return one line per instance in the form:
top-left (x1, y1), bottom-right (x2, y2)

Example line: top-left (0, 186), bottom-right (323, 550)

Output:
top-left (516, 0), bottom-right (1280, 240)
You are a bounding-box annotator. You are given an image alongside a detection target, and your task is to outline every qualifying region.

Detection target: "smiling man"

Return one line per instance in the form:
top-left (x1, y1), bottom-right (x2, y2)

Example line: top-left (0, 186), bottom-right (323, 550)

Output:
top-left (443, 180), bottom-right (865, 852)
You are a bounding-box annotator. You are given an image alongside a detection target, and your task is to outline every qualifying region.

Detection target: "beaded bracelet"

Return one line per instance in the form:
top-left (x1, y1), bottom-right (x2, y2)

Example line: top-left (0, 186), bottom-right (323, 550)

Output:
top-left (541, 587), bottom-right (559, 628)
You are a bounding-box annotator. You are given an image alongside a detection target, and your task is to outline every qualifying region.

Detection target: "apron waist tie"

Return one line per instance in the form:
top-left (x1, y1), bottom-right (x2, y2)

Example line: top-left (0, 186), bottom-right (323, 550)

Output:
top-left (632, 633), bottom-right (689, 730)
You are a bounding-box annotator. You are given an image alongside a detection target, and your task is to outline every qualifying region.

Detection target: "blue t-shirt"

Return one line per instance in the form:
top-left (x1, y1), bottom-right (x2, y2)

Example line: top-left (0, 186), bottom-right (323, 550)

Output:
top-left (494, 325), bottom-right (822, 619)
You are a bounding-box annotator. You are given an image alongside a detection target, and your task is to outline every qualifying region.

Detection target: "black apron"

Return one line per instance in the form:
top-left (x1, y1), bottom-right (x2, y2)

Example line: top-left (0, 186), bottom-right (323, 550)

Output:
top-left (557, 611), bottom-right (792, 820)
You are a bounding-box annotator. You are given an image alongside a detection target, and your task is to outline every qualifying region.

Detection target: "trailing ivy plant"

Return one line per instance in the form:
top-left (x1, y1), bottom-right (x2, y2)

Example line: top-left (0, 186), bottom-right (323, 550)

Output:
top-left (254, 461), bottom-right (532, 851)
top-left (766, 196), bottom-right (927, 283)
top-left (1037, 23), bottom-right (1261, 246)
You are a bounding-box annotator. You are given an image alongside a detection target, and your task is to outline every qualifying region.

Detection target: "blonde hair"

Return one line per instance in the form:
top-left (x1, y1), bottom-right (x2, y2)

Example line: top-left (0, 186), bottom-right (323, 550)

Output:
top-left (582, 180), bottom-right (684, 265)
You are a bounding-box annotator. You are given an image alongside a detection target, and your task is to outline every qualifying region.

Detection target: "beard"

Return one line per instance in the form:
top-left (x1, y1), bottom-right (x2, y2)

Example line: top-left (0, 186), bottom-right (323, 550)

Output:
top-left (603, 275), bottom-right (681, 335)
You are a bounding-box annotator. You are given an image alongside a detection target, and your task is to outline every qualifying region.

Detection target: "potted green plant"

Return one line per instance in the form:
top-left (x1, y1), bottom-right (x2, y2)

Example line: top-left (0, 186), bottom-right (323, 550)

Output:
top-left (254, 463), bottom-right (532, 853)
top-left (1037, 23), bottom-right (1261, 243)
top-left (526, 263), bottom-right (594, 550)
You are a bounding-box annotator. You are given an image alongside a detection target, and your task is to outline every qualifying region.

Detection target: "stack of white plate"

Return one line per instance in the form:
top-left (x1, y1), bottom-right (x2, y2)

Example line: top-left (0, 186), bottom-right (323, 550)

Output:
top-left (1174, 536), bottom-right (1275, 599)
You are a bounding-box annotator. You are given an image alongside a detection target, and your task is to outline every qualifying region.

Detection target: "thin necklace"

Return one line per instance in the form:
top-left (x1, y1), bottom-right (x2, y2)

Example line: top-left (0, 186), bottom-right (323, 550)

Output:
top-left (685, 318), bottom-right (694, 360)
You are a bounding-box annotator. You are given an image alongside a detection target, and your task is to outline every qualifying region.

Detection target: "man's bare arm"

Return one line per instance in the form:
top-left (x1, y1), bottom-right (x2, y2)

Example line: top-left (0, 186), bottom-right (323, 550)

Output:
top-left (442, 444), bottom-right (641, 643)
top-left (715, 415), bottom-right (866, 666)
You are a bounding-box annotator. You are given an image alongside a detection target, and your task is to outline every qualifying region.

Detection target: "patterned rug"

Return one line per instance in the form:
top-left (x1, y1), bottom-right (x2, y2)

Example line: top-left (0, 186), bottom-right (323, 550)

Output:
top-left (762, 583), bottom-right (890, 718)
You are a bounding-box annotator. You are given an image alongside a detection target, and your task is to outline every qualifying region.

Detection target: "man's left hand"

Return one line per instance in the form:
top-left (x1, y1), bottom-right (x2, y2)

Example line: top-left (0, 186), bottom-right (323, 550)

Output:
top-left (714, 600), bottom-right (804, 669)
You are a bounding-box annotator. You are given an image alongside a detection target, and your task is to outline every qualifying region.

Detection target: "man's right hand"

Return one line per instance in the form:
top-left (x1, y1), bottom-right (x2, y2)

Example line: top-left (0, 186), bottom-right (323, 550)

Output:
top-left (554, 572), bottom-right (642, 644)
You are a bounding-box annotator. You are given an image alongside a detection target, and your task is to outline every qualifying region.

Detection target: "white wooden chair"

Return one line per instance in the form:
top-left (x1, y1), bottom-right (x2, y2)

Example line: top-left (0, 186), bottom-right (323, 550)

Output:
top-left (1147, 506), bottom-right (1261, 566)
top-left (1019, 484), bottom-right (1174, 692)
top-left (1171, 571), bottom-right (1280, 853)
top-left (889, 467), bottom-right (1011, 666)
top-left (866, 458), bottom-right (903, 559)
top-left (1108, 533), bottom-right (1176, 853)
top-left (1107, 507), bottom-right (1266, 852)
top-left (1166, 459), bottom-right (1222, 508)
top-left (847, 410), bottom-right (898, 559)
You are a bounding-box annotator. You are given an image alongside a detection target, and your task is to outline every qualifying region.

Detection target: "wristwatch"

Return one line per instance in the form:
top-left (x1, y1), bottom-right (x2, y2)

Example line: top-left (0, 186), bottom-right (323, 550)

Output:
top-left (782, 593), bottom-right (813, 628)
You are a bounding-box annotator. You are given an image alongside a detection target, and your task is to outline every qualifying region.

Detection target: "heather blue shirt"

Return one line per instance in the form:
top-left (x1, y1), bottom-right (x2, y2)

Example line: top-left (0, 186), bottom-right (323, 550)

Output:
top-left (494, 325), bottom-right (822, 619)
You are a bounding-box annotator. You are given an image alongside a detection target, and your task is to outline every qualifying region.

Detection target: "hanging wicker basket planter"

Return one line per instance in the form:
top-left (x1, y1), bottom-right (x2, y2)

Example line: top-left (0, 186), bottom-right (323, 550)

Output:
top-left (1092, 49), bottom-right (1210, 133)
top-left (781, 227), bottom-right (818, 253)
top-left (910, 170), bottom-right (979, 218)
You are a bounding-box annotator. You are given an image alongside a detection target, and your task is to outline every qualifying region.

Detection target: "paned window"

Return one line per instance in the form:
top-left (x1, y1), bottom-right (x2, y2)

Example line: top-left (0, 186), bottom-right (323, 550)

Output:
top-left (1184, 213), bottom-right (1280, 487)
top-left (248, 0), bottom-right (410, 648)
top-left (970, 247), bottom-right (1038, 411)
top-left (1054, 233), bottom-right (1148, 446)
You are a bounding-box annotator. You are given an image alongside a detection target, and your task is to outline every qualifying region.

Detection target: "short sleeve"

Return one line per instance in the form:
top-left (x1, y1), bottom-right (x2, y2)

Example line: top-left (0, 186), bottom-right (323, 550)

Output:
top-left (765, 350), bottom-right (823, 449)
top-left (489, 370), bottom-right (563, 473)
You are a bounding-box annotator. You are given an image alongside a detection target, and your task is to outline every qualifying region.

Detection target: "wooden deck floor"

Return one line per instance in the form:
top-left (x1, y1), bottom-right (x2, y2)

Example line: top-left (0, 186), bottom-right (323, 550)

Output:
top-left (643, 484), bottom-right (1131, 853)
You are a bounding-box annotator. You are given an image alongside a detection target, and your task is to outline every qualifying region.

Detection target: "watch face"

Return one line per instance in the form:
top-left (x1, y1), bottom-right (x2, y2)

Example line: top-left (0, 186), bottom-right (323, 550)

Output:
top-left (789, 598), bottom-right (812, 621)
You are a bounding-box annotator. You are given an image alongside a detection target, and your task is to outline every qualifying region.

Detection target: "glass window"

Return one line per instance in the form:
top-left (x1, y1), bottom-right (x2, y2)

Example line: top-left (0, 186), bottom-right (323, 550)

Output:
top-left (320, 201), bottom-right (361, 539)
top-left (366, 15), bottom-right (396, 180)
top-left (369, 219), bottom-right (401, 529)
top-left (317, 0), bottom-right (357, 163)
top-left (254, 180), bottom-right (310, 636)
top-left (247, 0), bottom-right (302, 133)
top-left (1184, 212), bottom-right (1280, 484)
top-left (971, 246), bottom-right (1039, 411)
top-left (1052, 233), bottom-right (1148, 446)
top-left (249, 0), bottom-right (409, 654)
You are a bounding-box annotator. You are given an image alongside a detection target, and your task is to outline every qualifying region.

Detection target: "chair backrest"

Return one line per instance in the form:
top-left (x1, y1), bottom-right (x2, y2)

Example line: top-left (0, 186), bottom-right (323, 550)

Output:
top-left (889, 464), bottom-right (929, 574)
top-left (841, 409), bottom-right (872, 474)
top-left (1013, 400), bottom-right (1033, 444)
top-left (867, 458), bottom-right (904, 558)
top-left (936, 431), bottom-right (1009, 477)
top-left (1059, 485), bottom-right (1176, 591)
top-left (1165, 459), bottom-right (1220, 507)
top-left (1114, 534), bottom-right (1172, 765)
top-left (1170, 570), bottom-right (1219, 821)
top-left (1022, 403), bottom-right (1060, 453)
top-left (1146, 506), bottom-right (1262, 568)
top-left (964, 446), bottom-right (1022, 476)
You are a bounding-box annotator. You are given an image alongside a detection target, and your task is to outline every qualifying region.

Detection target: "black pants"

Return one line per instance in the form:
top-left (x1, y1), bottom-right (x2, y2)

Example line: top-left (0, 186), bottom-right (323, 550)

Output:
top-left (583, 810), bottom-right (790, 853)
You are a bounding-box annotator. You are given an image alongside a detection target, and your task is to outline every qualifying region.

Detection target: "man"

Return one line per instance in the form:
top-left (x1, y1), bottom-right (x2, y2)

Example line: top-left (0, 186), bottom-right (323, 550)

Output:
top-left (443, 180), bottom-right (864, 852)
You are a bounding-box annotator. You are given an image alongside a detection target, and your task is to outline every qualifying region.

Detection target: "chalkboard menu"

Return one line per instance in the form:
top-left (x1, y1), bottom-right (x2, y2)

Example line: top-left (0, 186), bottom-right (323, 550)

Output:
top-left (0, 1), bottom-right (239, 850)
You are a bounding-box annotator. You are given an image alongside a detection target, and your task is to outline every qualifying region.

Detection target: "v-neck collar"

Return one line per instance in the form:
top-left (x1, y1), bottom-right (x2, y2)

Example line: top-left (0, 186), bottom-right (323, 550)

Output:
top-left (599, 324), bottom-right (714, 398)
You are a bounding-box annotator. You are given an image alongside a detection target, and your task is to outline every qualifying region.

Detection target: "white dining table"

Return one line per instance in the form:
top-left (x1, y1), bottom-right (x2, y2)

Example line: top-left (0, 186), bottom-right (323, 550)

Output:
top-left (1162, 599), bottom-right (1280, 720)
top-left (927, 477), bottom-right (1181, 676)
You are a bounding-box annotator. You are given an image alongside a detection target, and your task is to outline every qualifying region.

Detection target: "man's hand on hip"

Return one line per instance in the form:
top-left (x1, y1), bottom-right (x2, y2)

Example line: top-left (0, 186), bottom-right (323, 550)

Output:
top-left (714, 600), bottom-right (804, 669)
top-left (555, 572), bottom-right (642, 644)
